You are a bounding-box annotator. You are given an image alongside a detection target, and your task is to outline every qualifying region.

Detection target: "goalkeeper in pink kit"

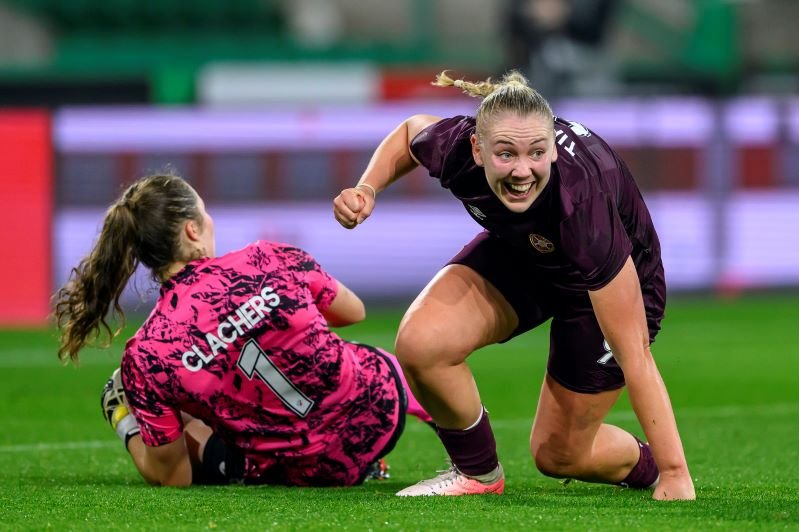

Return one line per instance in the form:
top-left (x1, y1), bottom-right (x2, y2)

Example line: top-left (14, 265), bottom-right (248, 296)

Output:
top-left (54, 172), bottom-right (431, 487)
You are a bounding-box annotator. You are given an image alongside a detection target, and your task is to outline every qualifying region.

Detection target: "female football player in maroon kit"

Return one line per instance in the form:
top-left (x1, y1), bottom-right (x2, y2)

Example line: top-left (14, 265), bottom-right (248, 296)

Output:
top-left (54, 172), bottom-right (431, 488)
top-left (333, 70), bottom-right (695, 500)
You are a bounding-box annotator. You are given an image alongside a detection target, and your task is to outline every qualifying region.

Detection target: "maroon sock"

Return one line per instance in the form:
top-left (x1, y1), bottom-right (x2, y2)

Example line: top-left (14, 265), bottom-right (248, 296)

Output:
top-left (435, 409), bottom-right (499, 476)
top-left (618, 437), bottom-right (660, 488)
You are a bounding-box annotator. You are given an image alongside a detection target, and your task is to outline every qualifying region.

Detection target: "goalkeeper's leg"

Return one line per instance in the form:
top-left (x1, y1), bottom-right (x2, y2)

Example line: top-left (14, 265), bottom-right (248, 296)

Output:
top-left (101, 369), bottom-right (242, 484)
top-left (181, 415), bottom-right (245, 484)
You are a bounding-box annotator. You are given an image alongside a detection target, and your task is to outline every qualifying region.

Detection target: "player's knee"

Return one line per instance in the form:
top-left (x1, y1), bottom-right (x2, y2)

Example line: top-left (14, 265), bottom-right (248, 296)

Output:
top-left (532, 441), bottom-right (580, 479)
top-left (394, 325), bottom-right (439, 371)
top-left (395, 320), bottom-right (469, 373)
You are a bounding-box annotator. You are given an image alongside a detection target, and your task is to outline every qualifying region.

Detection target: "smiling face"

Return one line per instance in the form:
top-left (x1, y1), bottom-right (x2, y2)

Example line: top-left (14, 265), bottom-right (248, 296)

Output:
top-left (470, 111), bottom-right (557, 213)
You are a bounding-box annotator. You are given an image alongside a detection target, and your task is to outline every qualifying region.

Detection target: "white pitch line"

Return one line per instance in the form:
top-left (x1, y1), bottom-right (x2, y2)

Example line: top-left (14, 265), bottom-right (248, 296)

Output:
top-left (406, 402), bottom-right (799, 431)
top-left (3, 403), bottom-right (797, 452)
top-left (0, 440), bottom-right (117, 454)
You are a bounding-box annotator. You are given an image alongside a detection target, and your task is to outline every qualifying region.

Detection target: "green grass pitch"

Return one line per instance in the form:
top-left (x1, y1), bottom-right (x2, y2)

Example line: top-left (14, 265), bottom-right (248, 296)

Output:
top-left (0, 294), bottom-right (796, 530)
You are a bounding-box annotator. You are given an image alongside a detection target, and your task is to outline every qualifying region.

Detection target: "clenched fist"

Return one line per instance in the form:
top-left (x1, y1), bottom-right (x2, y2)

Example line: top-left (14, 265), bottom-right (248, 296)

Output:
top-left (333, 185), bottom-right (376, 229)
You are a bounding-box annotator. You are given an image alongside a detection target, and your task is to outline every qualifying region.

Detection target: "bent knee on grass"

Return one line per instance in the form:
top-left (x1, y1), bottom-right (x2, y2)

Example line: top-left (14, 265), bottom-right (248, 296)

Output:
top-left (531, 441), bottom-right (588, 479)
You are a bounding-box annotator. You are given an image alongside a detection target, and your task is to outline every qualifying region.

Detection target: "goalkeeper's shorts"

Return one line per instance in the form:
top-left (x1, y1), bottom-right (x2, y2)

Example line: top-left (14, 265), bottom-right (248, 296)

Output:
top-left (194, 432), bottom-right (245, 485)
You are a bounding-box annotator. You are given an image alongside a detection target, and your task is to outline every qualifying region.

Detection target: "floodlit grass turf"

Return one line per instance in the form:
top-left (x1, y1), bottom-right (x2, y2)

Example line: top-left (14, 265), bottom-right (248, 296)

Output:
top-left (0, 294), bottom-right (797, 530)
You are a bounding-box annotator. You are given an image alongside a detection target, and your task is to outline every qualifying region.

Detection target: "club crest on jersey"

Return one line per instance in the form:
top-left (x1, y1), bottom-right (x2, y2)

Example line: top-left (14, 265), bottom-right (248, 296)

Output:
top-left (529, 233), bottom-right (555, 254)
top-left (568, 121), bottom-right (591, 137)
top-left (467, 204), bottom-right (487, 221)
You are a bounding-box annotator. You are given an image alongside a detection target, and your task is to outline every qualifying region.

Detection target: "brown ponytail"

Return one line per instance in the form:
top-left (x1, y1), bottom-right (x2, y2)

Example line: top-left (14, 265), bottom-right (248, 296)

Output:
top-left (53, 172), bottom-right (200, 363)
top-left (54, 202), bottom-right (139, 363)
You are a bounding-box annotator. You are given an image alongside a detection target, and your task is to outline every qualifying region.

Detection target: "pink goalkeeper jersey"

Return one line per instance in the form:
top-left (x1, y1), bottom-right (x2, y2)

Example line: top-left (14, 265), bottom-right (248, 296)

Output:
top-left (121, 240), bottom-right (401, 484)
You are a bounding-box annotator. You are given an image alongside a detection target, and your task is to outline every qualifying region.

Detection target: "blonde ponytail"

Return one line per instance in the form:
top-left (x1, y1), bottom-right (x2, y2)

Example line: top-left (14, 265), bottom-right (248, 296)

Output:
top-left (431, 69), bottom-right (554, 138)
top-left (433, 70), bottom-right (497, 99)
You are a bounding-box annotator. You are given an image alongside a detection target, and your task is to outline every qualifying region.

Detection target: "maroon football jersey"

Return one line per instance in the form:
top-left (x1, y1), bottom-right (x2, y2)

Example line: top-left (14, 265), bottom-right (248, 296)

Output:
top-left (411, 115), bottom-right (662, 291)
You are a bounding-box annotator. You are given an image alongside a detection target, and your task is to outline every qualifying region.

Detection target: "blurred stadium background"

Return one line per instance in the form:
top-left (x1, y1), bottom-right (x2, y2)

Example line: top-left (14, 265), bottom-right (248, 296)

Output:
top-left (0, 0), bottom-right (798, 323)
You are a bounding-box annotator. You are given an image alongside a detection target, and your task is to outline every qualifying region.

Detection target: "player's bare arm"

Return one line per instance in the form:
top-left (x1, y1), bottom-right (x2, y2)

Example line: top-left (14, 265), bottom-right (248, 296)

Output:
top-left (333, 114), bottom-right (440, 229)
top-left (589, 256), bottom-right (695, 500)
top-left (323, 280), bottom-right (366, 327)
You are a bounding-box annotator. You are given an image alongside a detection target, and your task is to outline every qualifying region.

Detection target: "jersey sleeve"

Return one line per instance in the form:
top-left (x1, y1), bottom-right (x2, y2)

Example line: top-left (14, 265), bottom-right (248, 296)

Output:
top-left (410, 115), bottom-right (477, 188)
top-left (304, 255), bottom-right (338, 311)
top-left (559, 191), bottom-right (633, 290)
top-left (121, 347), bottom-right (184, 447)
top-left (263, 242), bottom-right (339, 311)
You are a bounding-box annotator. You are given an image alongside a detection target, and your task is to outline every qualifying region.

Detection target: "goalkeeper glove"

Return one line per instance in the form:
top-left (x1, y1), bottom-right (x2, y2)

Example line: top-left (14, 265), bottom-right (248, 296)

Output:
top-left (101, 368), bottom-right (140, 449)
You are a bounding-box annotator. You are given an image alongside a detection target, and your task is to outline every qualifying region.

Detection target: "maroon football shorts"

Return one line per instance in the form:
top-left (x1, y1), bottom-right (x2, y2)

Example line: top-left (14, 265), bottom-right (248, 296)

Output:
top-left (449, 231), bottom-right (666, 394)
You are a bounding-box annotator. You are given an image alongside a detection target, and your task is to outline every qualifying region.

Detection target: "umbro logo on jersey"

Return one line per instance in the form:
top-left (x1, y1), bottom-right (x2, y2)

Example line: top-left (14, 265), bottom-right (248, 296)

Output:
top-left (529, 233), bottom-right (555, 253)
top-left (568, 121), bottom-right (591, 137)
top-left (467, 204), bottom-right (487, 220)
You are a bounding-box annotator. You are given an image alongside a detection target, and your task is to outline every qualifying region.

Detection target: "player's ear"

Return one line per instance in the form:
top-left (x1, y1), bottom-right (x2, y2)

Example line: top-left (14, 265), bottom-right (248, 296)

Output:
top-left (184, 219), bottom-right (201, 242)
top-left (471, 134), bottom-right (484, 167)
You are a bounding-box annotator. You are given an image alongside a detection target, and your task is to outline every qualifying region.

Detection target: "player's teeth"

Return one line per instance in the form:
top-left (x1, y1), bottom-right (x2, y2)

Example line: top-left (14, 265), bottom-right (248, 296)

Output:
top-left (508, 183), bottom-right (532, 192)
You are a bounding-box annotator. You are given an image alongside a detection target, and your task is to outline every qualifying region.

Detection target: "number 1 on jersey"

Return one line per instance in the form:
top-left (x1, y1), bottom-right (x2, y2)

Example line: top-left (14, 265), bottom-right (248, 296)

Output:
top-left (237, 339), bottom-right (314, 417)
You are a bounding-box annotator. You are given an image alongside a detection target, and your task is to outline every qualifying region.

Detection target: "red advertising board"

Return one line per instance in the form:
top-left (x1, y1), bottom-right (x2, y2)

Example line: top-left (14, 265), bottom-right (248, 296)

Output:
top-left (0, 110), bottom-right (52, 326)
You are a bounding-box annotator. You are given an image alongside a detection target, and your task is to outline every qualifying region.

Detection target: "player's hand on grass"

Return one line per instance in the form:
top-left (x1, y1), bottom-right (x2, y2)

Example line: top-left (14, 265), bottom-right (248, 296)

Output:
top-left (101, 368), bottom-right (140, 448)
top-left (652, 471), bottom-right (695, 501)
top-left (333, 185), bottom-right (375, 229)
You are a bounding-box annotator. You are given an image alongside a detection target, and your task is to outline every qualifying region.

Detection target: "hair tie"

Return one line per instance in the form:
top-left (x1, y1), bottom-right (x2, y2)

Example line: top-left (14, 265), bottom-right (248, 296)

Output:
top-left (356, 182), bottom-right (377, 198)
top-left (454, 79), bottom-right (464, 88)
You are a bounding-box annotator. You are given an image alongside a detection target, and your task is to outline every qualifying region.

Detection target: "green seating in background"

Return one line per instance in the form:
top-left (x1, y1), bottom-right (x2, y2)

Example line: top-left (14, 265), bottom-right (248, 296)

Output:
top-left (6, 0), bottom-right (284, 31)
top-left (1, 0), bottom-right (787, 103)
top-left (619, 0), bottom-right (740, 94)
